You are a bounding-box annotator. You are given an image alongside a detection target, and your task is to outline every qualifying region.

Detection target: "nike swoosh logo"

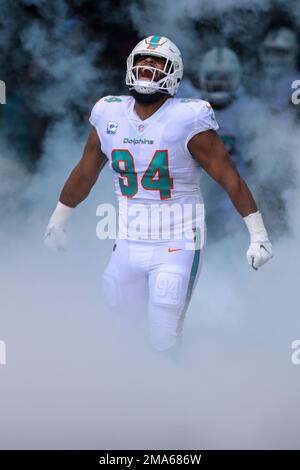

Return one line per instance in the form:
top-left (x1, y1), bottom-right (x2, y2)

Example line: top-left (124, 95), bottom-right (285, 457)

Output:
top-left (168, 248), bottom-right (182, 253)
top-left (260, 244), bottom-right (272, 256)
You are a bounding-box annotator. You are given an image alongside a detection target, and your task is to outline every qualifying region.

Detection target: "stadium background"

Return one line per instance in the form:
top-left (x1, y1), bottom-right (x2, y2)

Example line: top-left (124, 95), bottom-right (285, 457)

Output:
top-left (0, 0), bottom-right (300, 450)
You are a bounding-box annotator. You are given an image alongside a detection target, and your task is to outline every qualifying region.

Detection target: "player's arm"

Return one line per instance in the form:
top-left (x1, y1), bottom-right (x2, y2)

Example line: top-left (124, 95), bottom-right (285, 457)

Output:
top-left (188, 129), bottom-right (256, 216)
top-left (188, 130), bottom-right (273, 269)
top-left (44, 127), bottom-right (107, 250)
top-left (60, 127), bottom-right (106, 207)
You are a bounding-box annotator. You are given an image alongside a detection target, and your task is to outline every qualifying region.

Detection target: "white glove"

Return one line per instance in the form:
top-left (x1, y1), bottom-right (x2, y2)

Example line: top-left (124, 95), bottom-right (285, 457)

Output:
top-left (44, 201), bottom-right (73, 251)
top-left (244, 211), bottom-right (273, 270)
top-left (246, 240), bottom-right (273, 270)
top-left (44, 224), bottom-right (68, 251)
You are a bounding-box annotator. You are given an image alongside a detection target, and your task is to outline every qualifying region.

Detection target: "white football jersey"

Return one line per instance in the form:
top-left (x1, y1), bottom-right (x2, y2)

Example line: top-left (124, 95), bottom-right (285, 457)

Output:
top-left (89, 95), bottom-right (218, 244)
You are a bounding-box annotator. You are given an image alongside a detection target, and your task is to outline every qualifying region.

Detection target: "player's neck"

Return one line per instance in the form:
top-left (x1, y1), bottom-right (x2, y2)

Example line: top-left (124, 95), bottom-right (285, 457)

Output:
top-left (134, 96), bottom-right (170, 121)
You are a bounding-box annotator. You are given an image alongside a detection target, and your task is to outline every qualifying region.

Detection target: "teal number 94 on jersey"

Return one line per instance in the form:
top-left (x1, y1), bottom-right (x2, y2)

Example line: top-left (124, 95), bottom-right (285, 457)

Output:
top-left (111, 149), bottom-right (173, 200)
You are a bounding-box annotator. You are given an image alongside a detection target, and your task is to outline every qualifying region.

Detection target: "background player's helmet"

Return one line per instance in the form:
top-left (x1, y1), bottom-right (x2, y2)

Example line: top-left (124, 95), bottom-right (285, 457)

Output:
top-left (125, 35), bottom-right (184, 96)
top-left (260, 27), bottom-right (298, 77)
top-left (199, 47), bottom-right (241, 107)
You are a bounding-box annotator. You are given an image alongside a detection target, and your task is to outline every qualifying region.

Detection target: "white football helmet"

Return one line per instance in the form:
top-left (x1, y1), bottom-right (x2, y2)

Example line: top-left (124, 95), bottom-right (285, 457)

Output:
top-left (199, 47), bottom-right (241, 107)
top-left (260, 27), bottom-right (298, 77)
top-left (125, 35), bottom-right (184, 96)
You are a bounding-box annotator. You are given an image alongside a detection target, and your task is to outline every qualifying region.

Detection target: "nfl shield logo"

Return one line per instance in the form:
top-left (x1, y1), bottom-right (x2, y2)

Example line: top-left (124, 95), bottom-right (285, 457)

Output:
top-left (138, 124), bottom-right (145, 132)
top-left (107, 121), bottom-right (118, 134)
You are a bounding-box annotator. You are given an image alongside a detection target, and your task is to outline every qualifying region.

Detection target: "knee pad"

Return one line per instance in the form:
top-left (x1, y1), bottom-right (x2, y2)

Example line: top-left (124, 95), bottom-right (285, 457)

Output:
top-left (152, 271), bottom-right (184, 309)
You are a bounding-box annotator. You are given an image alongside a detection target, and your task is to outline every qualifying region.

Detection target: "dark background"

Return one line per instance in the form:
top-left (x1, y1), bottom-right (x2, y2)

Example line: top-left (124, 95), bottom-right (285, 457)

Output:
top-left (0, 0), bottom-right (299, 169)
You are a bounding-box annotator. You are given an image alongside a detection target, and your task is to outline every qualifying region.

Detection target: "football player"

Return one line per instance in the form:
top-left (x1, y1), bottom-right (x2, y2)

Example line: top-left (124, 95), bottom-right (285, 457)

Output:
top-left (253, 27), bottom-right (299, 235)
top-left (258, 26), bottom-right (299, 112)
top-left (199, 47), bottom-right (254, 236)
top-left (44, 36), bottom-right (273, 352)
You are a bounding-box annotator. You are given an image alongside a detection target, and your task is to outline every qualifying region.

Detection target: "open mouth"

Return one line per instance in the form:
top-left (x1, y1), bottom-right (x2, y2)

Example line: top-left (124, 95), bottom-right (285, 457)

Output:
top-left (138, 67), bottom-right (155, 81)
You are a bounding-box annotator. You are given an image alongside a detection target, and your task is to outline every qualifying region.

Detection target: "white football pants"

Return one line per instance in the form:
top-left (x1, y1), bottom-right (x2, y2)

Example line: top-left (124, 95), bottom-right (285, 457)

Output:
top-left (101, 228), bottom-right (204, 351)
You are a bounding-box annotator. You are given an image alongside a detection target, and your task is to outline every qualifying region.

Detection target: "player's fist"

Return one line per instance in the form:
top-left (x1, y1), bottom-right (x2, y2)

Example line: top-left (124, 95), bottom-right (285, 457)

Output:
top-left (243, 211), bottom-right (273, 271)
top-left (246, 240), bottom-right (273, 270)
top-left (44, 201), bottom-right (73, 251)
top-left (44, 224), bottom-right (67, 251)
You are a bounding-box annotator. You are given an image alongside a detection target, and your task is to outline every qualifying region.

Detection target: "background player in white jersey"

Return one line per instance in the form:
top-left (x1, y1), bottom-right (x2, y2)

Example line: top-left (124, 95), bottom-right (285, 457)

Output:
top-left (44, 36), bottom-right (273, 352)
